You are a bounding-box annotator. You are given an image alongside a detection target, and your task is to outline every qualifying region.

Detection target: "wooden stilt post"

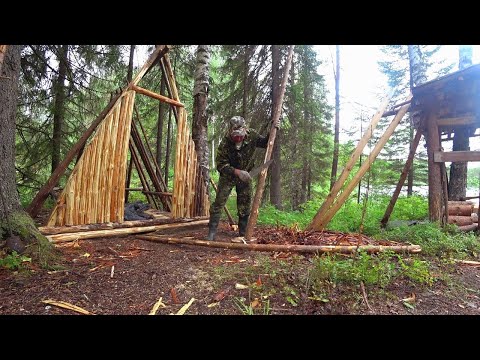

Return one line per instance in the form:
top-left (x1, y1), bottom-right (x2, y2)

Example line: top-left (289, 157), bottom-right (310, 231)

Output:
top-left (244, 46), bottom-right (294, 241)
top-left (425, 109), bottom-right (443, 222)
top-left (380, 129), bottom-right (422, 228)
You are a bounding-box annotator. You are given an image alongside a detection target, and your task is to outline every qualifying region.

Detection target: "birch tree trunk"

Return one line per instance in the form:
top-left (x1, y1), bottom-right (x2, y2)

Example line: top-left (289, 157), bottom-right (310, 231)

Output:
top-left (449, 45), bottom-right (473, 200)
top-left (192, 45), bottom-right (210, 189)
top-left (0, 45), bottom-right (52, 257)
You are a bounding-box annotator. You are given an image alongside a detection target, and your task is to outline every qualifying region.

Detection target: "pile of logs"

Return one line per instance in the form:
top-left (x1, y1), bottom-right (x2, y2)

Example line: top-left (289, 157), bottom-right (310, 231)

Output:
top-left (447, 201), bottom-right (478, 231)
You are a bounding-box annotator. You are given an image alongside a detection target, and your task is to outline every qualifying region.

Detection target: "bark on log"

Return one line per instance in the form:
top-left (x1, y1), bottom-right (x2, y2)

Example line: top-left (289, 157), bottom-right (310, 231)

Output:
top-left (39, 217), bottom-right (208, 235)
top-left (447, 204), bottom-right (473, 216)
top-left (137, 235), bottom-right (422, 254)
top-left (447, 215), bottom-right (473, 226)
top-left (47, 219), bottom-right (208, 243)
top-left (448, 200), bottom-right (474, 206)
top-left (471, 213), bottom-right (478, 223)
top-left (457, 224), bottom-right (477, 232)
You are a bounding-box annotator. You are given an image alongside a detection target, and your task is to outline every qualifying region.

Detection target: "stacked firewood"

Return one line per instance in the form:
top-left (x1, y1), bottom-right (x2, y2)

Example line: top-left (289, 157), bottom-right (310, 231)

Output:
top-left (447, 201), bottom-right (477, 231)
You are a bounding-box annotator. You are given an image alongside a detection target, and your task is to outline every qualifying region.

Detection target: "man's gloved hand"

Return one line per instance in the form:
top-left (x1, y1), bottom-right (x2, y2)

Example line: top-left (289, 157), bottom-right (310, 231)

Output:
top-left (234, 168), bottom-right (252, 182)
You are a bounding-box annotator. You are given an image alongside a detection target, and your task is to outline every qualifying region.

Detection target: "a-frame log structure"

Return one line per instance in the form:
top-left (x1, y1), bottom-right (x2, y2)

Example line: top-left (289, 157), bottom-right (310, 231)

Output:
top-left (27, 45), bottom-right (209, 227)
top-left (308, 64), bottom-right (480, 232)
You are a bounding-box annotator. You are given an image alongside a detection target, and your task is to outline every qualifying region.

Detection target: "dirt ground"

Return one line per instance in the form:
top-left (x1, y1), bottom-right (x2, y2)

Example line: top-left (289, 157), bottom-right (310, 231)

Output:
top-left (1, 218), bottom-right (480, 316)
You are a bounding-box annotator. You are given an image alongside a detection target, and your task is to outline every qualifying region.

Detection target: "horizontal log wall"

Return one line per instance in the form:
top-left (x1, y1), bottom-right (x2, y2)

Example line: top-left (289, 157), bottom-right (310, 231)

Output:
top-left (47, 91), bottom-right (136, 226)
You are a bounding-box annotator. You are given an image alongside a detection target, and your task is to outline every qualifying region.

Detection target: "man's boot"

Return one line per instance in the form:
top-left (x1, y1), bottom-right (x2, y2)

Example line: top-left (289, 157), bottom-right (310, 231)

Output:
top-left (207, 214), bottom-right (220, 241)
top-left (238, 215), bottom-right (249, 237)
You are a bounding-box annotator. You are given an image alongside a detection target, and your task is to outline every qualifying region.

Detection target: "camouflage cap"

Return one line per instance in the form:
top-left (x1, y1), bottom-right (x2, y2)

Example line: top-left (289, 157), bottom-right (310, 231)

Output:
top-left (229, 116), bottom-right (246, 129)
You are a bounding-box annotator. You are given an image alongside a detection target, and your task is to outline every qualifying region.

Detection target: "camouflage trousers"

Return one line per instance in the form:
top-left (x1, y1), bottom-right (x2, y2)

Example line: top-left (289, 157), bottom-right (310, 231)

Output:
top-left (210, 174), bottom-right (252, 219)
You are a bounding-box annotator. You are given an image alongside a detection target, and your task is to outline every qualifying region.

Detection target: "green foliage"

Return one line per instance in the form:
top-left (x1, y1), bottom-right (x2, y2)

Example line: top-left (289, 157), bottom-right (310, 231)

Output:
top-left (0, 251), bottom-right (31, 270)
top-left (397, 257), bottom-right (434, 286)
top-left (309, 250), bottom-right (434, 291)
top-left (381, 222), bottom-right (480, 258)
top-left (310, 251), bottom-right (396, 288)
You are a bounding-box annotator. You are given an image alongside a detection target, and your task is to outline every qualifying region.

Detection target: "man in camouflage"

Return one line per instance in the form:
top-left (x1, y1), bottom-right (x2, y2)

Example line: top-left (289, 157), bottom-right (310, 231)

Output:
top-left (207, 116), bottom-right (269, 241)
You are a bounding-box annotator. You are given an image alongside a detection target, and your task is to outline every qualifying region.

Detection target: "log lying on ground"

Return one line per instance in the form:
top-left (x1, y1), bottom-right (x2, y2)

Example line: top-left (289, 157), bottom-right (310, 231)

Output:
top-left (39, 217), bottom-right (208, 235)
top-left (448, 215), bottom-right (473, 226)
top-left (457, 224), bottom-right (478, 232)
top-left (137, 235), bottom-right (422, 254)
top-left (47, 219), bottom-right (209, 243)
top-left (447, 204), bottom-right (474, 216)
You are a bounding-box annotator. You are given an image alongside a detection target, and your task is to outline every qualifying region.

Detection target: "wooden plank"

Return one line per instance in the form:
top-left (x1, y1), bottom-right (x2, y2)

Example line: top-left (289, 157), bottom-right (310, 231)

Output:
top-left (306, 90), bottom-right (399, 231)
top-left (426, 110), bottom-right (443, 222)
top-left (47, 219), bottom-right (209, 243)
top-left (434, 151), bottom-right (480, 163)
top-left (437, 116), bottom-right (475, 127)
top-left (132, 85), bottom-right (184, 107)
top-left (309, 101), bottom-right (410, 231)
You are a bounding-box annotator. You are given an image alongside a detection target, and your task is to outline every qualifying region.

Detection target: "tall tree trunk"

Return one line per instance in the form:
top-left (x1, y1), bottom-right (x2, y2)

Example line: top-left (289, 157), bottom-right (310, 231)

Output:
top-left (270, 45), bottom-right (282, 209)
top-left (51, 44), bottom-right (68, 174)
top-left (288, 59), bottom-right (299, 210)
top-left (127, 45), bottom-right (135, 82)
top-left (156, 74), bottom-right (166, 178)
top-left (192, 45), bottom-right (211, 189)
top-left (407, 45), bottom-right (427, 197)
top-left (0, 45), bottom-right (52, 258)
top-left (330, 45), bottom-right (340, 190)
top-left (448, 45), bottom-right (473, 200)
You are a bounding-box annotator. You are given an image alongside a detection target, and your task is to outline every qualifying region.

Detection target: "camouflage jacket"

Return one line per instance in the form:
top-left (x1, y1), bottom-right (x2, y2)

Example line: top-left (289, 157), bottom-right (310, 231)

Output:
top-left (216, 129), bottom-right (269, 177)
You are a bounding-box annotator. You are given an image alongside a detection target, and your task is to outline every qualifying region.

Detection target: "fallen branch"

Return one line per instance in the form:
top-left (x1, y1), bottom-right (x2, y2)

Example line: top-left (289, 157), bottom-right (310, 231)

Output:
top-left (47, 219), bottom-right (209, 243)
top-left (42, 299), bottom-right (95, 315)
top-left (137, 235), bottom-right (422, 254)
top-left (454, 259), bottom-right (480, 266)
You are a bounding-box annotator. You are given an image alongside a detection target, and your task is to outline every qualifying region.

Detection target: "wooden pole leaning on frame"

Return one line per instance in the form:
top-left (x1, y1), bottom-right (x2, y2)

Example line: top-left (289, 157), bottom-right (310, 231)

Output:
top-left (308, 95), bottom-right (412, 231)
top-left (244, 45), bottom-right (295, 241)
